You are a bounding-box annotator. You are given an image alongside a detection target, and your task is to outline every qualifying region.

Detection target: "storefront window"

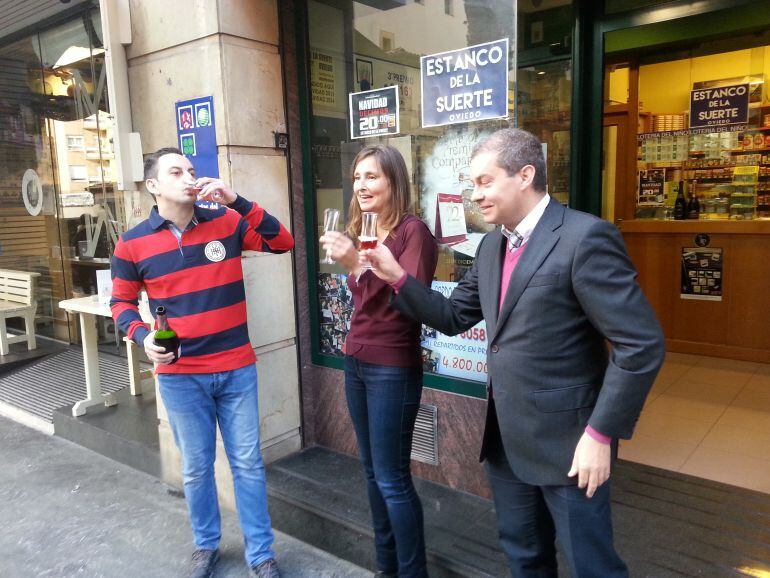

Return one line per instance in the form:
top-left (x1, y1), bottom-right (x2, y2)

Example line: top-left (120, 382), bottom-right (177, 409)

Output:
top-left (635, 39), bottom-right (770, 220)
top-left (0, 34), bottom-right (62, 340)
top-left (0, 4), bottom-right (122, 346)
top-left (308, 0), bottom-right (573, 389)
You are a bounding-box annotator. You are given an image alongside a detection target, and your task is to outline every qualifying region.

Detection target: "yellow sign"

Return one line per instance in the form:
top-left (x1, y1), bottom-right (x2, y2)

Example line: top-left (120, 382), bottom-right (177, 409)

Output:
top-left (310, 51), bottom-right (336, 107)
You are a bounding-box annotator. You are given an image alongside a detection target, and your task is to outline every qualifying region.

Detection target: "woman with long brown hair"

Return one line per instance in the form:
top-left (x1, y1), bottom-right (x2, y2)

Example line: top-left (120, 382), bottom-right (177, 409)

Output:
top-left (321, 144), bottom-right (437, 577)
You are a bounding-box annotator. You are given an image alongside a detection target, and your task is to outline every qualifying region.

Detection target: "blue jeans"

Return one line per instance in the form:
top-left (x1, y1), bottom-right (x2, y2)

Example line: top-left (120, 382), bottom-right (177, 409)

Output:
top-left (157, 364), bottom-right (275, 567)
top-left (344, 356), bottom-right (427, 578)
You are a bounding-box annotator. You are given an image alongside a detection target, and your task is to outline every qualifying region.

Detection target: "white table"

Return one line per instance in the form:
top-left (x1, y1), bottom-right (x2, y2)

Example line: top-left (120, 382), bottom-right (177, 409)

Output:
top-left (59, 296), bottom-right (153, 416)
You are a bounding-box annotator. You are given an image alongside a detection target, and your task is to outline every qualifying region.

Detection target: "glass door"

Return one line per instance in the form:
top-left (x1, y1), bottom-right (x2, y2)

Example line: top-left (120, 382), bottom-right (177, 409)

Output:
top-left (0, 34), bottom-right (65, 342)
top-left (0, 6), bottom-right (125, 348)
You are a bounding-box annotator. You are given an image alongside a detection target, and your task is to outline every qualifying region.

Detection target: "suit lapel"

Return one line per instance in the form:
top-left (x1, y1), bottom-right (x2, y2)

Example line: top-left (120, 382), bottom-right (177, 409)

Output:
top-left (485, 231), bottom-right (506, 336)
top-left (492, 199), bottom-right (564, 342)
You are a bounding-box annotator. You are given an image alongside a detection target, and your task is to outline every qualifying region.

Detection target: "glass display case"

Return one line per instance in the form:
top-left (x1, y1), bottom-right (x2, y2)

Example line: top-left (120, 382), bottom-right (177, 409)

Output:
top-left (635, 110), bottom-right (770, 220)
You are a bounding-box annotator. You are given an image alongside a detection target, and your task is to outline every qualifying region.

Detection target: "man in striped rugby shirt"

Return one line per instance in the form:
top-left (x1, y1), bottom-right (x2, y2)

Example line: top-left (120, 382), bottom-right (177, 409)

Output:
top-left (111, 148), bottom-right (293, 578)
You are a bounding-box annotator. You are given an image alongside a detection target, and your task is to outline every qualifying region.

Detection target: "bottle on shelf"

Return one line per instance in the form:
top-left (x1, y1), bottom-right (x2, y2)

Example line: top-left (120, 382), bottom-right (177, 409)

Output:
top-left (686, 180), bottom-right (700, 219)
top-left (154, 306), bottom-right (180, 363)
top-left (674, 180), bottom-right (687, 220)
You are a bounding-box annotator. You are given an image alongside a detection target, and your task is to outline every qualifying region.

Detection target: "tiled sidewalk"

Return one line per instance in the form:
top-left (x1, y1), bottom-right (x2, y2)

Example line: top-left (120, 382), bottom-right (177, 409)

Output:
top-left (620, 352), bottom-right (770, 493)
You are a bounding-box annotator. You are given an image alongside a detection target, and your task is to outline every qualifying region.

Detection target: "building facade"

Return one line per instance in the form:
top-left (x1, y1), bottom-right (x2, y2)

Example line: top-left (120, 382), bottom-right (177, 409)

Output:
top-left (2, 0), bottom-right (770, 500)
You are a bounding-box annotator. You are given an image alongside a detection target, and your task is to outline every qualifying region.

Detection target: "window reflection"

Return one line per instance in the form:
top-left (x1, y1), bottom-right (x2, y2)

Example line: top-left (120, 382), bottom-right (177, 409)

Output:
top-left (308, 0), bottom-right (573, 384)
top-left (518, 61), bottom-right (572, 204)
top-left (0, 34), bottom-right (62, 340)
top-left (0, 5), bottom-right (122, 347)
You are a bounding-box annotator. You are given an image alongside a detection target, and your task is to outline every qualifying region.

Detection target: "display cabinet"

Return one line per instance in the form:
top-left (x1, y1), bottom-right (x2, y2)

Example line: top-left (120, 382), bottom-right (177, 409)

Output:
top-left (635, 107), bottom-right (770, 220)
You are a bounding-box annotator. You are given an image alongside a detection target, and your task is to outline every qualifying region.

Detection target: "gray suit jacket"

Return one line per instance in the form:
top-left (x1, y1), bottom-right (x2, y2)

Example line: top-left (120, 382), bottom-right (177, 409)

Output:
top-left (394, 198), bottom-right (665, 485)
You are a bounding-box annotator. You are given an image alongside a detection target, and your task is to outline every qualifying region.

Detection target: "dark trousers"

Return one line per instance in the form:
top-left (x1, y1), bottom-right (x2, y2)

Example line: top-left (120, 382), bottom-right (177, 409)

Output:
top-left (484, 399), bottom-right (628, 578)
top-left (344, 356), bottom-right (428, 578)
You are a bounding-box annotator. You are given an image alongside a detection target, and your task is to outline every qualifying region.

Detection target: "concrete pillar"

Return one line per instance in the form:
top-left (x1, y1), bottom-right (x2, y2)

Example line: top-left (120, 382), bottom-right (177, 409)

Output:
top-left (126, 0), bottom-right (300, 509)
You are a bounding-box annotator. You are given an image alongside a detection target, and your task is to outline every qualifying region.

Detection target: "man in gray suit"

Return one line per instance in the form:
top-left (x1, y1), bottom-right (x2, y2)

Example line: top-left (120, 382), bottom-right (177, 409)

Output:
top-left (366, 128), bottom-right (665, 577)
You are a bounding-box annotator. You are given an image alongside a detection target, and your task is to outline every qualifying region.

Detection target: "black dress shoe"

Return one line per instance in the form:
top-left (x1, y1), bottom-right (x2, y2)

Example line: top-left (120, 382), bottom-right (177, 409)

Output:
top-left (188, 548), bottom-right (220, 578)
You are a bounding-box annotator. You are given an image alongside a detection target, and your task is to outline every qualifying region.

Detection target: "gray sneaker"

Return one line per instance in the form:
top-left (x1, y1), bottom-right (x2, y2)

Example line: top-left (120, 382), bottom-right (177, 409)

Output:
top-left (188, 548), bottom-right (220, 578)
top-left (250, 558), bottom-right (281, 578)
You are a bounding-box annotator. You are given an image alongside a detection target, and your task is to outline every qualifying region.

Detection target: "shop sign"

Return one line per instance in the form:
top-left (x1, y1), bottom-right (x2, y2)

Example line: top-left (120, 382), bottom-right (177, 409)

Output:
top-left (690, 83), bottom-right (749, 129)
top-left (175, 96), bottom-right (218, 185)
top-left (349, 86), bottom-right (400, 139)
top-left (420, 38), bottom-right (509, 128)
top-left (421, 282), bottom-right (488, 382)
top-left (681, 247), bottom-right (722, 301)
top-left (637, 125), bottom-right (750, 140)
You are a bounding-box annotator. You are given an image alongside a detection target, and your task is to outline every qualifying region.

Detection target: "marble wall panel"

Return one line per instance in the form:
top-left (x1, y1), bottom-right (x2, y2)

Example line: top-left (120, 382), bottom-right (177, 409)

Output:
top-left (127, 37), bottom-right (225, 152)
top-left (221, 36), bottom-right (284, 148)
top-left (218, 0), bottom-right (279, 45)
top-left (256, 345), bottom-right (301, 444)
top-left (307, 365), bottom-right (492, 498)
top-left (127, 0), bottom-right (219, 59)
top-left (242, 253), bottom-right (296, 348)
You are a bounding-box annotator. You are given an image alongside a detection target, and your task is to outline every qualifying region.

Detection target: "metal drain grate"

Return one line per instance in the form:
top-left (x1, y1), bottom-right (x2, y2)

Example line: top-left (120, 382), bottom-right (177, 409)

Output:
top-left (0, 348), bottom-right (129, 422)
top-left (411, 403), bottom-right (438, 465)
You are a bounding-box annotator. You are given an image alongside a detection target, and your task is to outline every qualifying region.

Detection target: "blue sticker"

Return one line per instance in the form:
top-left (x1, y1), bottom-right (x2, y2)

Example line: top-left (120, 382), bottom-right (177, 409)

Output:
top-left (175, 96), bottom-right (218, 179)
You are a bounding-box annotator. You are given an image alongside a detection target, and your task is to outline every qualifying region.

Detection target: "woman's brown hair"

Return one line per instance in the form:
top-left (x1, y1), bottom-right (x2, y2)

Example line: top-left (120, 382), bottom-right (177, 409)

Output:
top-left (346, 145), bottom-right (412, 241)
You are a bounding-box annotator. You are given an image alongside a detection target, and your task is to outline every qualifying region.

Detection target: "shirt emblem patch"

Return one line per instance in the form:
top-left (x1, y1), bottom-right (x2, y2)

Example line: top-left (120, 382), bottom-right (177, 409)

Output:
top-left (204, 241), bottom-right (226, 262)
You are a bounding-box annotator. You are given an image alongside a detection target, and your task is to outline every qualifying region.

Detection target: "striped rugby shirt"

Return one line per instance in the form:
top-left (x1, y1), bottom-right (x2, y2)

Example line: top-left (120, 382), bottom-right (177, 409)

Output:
top-left (110, 195), bottom-right (294, 374)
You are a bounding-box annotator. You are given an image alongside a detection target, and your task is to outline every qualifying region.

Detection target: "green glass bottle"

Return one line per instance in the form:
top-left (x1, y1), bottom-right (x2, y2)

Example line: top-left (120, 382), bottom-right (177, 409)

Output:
top-left (154, 306), bottom-right (180, 363)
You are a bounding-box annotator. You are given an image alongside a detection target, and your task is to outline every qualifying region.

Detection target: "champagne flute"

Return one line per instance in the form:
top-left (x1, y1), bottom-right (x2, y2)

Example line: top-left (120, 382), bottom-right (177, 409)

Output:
top-left (359, 211), bottom-right (378, 273)
top-left (320, 208), bottom-right (340, 264)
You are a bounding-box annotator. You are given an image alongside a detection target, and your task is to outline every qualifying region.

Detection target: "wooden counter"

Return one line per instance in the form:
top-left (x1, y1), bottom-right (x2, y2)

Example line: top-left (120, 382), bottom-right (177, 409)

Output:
top-left (619, 219), bottom-right (770, 234)
top-left (619, 219), bottom-right (770, 363)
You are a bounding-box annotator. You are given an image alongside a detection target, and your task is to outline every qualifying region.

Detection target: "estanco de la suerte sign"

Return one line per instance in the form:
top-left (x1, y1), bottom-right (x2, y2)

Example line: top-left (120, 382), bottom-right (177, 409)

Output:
top-left (420, 39), bottom-right (509, 128)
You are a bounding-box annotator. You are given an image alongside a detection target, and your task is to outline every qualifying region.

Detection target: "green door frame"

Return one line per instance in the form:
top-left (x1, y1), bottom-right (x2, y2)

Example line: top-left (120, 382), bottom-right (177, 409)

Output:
top-left (574, 0), bottom-right (770, 217)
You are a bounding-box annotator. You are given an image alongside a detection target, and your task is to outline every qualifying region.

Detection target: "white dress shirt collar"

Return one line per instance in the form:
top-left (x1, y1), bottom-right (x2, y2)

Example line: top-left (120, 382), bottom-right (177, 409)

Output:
top-left (501, 193), bottom-right (550, 251)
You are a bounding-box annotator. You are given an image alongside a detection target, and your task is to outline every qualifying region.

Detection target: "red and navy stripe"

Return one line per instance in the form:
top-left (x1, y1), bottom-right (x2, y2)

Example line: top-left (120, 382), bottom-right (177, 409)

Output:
top-left (110, 196), bottom-right (293, 374)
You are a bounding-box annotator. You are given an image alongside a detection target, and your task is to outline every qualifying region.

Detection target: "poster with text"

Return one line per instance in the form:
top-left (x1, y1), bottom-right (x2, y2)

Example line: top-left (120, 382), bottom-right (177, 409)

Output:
top-left (681, 247), bottom-right (722, 301)
top-left (310, 50), bottom-right (337, 108)
top-left (419, 128), bottom-right (495, 257)
top-left (421, 38), bottom-right (509, 128)
top-left (638, 169), bottom-right (665, 206)
top-left (349, 86), bottom-right (400, 139)
top-left (421, 281), bottom-right (488, 382)
top-left (353, 55), bottom-right (420, 128)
